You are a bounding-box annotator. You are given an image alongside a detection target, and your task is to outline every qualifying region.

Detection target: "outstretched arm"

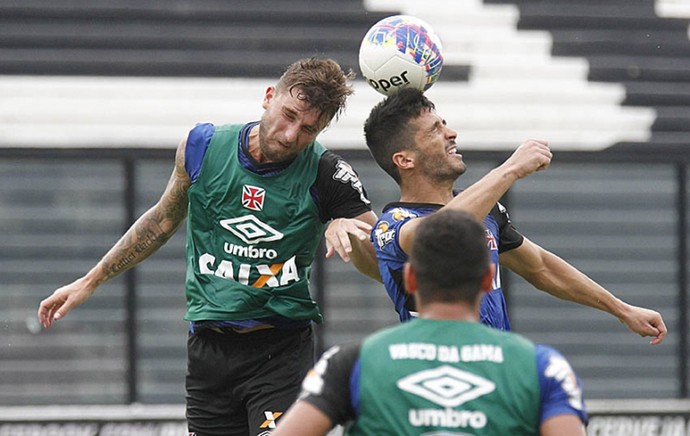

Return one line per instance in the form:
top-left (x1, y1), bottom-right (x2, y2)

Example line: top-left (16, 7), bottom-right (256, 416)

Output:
top-left (38, 137), bottom-right (192, 328)
top-left (325, 210), bottom-right (381, 282)
top-left (398, 139), bottom-right (552, 253)
top-left (448, 139), bottom-right (552, 221)
top-left (500, 238), bottom-right (667, 345)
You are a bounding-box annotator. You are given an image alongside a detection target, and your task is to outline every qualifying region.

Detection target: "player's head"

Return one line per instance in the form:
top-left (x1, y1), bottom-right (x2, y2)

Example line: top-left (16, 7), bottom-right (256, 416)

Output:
top-left (258, 58), bottom-right (355, 163)
top-left (275, 57), bottom-right (355, 128)
top-left (406, 209), bottom-right (492, 307)
top-left (364, 87), bottom-right (434, 184)
top-left (364, 87), bottom-right (464, 186)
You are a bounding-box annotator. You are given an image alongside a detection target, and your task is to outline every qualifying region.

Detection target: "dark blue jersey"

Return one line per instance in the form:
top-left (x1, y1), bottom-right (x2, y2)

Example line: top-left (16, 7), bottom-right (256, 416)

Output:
top-left (372, 200), bottom-right (523, 330)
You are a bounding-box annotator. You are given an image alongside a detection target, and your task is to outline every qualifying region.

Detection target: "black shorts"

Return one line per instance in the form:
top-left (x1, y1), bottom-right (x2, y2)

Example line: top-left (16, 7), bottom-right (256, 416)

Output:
top-left (186, 325), bottom-right (314, 436)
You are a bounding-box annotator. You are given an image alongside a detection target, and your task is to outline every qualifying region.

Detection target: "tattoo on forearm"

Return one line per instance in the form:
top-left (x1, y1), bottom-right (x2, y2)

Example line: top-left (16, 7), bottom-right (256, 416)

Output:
top-left (95, 156), bottom-right (190, 286)
top-left (100, 210), bottom-right (179, 282)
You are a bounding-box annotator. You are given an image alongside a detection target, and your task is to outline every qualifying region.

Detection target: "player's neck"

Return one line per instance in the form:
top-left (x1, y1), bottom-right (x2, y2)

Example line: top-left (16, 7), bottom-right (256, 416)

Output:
top-left (399, 176), bottom-right (454, 204)
top-left (245, 124), bottom-right (267, 163)
top-left (419, 302), bottom-right (479, 322)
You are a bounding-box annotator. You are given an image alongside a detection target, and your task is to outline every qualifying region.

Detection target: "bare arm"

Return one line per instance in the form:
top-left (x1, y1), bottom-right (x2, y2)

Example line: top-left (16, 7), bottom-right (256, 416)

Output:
top-left (272, 401), bottom-right (334, 436)
top-left (38, 137), bottom-right (191, 328)
top-left (447, 139), bottom-right (552, 222)
top-left (324, 210), bottom-right (382, 282)
top-left (500, 238), bottom-right (667, 345)
top-left (398, 139), bottom-right (552, 253)
top-left (541, 414), bottom-right (587, 436)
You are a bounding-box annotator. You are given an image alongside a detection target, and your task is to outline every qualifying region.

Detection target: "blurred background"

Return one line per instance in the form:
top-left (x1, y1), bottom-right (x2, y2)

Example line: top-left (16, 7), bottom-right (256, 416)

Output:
top-left (1, 0), bottom-right (689, 433)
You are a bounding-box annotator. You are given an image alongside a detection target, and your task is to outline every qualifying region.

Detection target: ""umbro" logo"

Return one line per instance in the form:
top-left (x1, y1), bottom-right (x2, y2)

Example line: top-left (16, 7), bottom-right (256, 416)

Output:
top-left (219, 215), bottom-right (284, 244)
top-left (397, 365), bottom-right (496, 408)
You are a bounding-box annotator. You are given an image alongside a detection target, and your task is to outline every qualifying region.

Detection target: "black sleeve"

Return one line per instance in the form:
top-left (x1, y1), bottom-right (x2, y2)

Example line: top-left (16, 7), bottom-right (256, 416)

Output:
top-left (313, 151), bottom-right (372, 222)
top-left (299, 341), bottom-right (361, 427)
top-left (491, 201), bottom-right (525, 253)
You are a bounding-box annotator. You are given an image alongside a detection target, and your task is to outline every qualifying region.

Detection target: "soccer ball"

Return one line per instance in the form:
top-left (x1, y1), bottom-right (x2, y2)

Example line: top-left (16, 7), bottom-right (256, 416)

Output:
top-left (359, 15), bottom-right (444, 96)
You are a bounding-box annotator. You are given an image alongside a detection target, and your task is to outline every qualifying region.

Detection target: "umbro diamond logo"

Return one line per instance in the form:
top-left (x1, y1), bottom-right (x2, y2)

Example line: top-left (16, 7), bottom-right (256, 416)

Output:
top-left (397, 365), bottom-right (496, 408)
top-left (219, 215), bottom-right (284, 244)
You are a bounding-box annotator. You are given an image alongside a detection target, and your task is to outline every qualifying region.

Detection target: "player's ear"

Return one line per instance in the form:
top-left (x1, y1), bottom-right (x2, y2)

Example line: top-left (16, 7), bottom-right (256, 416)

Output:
top-left (262, 86), bottom-right (276, 110)
top-left (392, 150), bottom-right (415, 171)
top-left (403, 262), bottom-right (418, 295)
top-left (480, 264), bottom-right (496, 294)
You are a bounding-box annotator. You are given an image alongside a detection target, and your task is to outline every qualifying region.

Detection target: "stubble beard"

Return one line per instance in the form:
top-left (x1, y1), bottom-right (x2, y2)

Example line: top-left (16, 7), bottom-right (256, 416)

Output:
top-left (426, 156), bottom-right (466, 186)
top-left (257, 121), bottom-right (295, 163)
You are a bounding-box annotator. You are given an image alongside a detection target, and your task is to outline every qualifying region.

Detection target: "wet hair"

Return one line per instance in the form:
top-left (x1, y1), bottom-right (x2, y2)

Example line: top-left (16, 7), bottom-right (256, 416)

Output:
top-left (363, 87), bottom-right (435, 184)
top-left (276, 57), bottom-right (355, 128)
top-left (410, 209), bottom-right (490, 304)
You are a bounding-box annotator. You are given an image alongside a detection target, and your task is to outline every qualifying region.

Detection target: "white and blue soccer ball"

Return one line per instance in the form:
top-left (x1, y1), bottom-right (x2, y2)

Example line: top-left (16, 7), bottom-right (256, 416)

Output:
top-left (359, 15), bottom-right (444, 96)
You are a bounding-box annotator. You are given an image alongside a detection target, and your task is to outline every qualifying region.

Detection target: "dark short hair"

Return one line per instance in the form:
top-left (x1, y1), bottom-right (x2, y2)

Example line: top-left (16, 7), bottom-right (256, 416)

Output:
top-left (410, 209), bottom-right (490, 304)
top-left (363, 87), bottom-right (435, 184)
top-left (276, 57), bottom-right (355, 129)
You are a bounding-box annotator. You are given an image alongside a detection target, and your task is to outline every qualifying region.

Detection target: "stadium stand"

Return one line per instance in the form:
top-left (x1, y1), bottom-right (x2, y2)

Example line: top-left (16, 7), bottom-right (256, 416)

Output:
top-left (0, 0), bottom-right (393, 148)
top-left (658, 0), bottom-right (690, 18)
top-left (485, 0), bottom-right (690, 151)
top-left (0, 0), bottom-right (657, 150)
top-left (0, 0), bottom-right (389, 77)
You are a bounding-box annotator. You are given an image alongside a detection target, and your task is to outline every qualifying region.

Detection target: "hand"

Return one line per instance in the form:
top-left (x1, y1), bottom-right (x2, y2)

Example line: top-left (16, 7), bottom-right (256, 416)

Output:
top-left (619, 304), bottom-right (668, 345)
top-left (324, 218), bottom-right (373, 262)
top-left (503, 139), bottom-right (552, 179)
top-left (38, 277), bottom-right (95, 328)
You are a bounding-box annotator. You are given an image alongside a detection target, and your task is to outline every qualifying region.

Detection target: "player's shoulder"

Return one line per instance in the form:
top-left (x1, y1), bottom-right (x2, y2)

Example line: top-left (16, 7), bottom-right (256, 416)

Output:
top-left (535, 344), bottom-right (574, 374)
top-left (186, 122), bottom-right (245, 147)
top-left (373, 204), bottom-right (434, 252)
top-left (379, 203), bottom-right (422, 222)
top-left (316, 341), bottom-right (361, 364)
top-left (373, 205), bottom-right (415, 250)
top-left (333, 341), bottom-right (363, 362)
top-left (187, 122), bottom-right (215, 142)
top-left (535, 343), bottom-right (587, 419)
top-left (376, 202), bottom-right (438, 232)
top-left (380, 203), bottom-right (431, 221)
top-left (213, 122), bottom-right (244, 132)
top-left (313, 149), bottom-right (371, 216)
top-left (317, 147), bottom-right (338, 161)
top-left (311, 341), bottom-right (362, 381)
top-left (317, 149), bottom-right (357, 176)
top-left (535, 343), bottom-right (583, 398)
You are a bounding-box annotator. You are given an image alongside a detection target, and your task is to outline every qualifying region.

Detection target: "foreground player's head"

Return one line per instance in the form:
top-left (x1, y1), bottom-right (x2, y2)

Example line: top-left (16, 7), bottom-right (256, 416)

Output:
top-left (364, 87), bottom-right (436, 184)
top-left (406, 209), bottom-right (491, 307)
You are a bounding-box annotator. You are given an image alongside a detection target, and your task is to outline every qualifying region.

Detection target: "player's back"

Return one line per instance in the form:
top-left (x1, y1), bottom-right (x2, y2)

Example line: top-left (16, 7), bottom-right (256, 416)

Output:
top-left (349, 318), bottom-right (541, 435)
